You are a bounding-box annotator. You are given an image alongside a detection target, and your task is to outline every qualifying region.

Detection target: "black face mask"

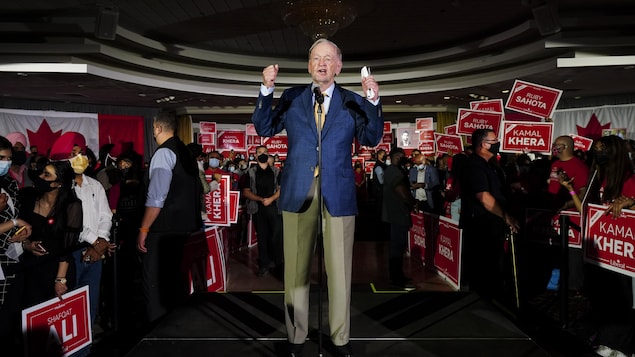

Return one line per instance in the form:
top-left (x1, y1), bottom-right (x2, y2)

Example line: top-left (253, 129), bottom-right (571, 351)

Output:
top-left (34, 176), bottom-right (57, 193)
top-left (487, 142), bottom-right (501, 155)
top-left (12, 151), bottom-right (26, 166)
top-left (257, 153), bottom-right (269, 163)
top-left (594, 150), bottom-right (610, 165)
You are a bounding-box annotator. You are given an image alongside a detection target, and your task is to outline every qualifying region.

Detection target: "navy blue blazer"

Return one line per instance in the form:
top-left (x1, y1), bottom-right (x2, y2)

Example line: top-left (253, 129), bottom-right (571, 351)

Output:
top-left (252, 83), bottom-right (384, 216)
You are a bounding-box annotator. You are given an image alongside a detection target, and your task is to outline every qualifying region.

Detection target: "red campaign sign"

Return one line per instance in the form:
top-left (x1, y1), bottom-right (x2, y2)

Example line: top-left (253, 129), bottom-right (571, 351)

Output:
top-left (444, 124), bottom-right (457, 135)
top-left (505, 79), bottom-right (563, 119)
top-left (357, 145), bottom-right (374, 157)
top-left (247, 135), bottom-right (261, 145)
top-left (245, 123), bottom-right (257, 136)
top-left (456, 108), bottom-right (503, 136)
top-left (205, 226), bottom-right (227, 292)
top-left (418, 141), bottom-right (435, 155)
top-left (584, 204), bottom-right (635, 277)
top-left (198, 133), bottom-right (215, 146)
top-left (434, 133), bottom-right (464, 155)
top-left (229, 191), bottom-right (240, 224)
top-left (501, 121), bottom-right (553, 154)
top-left (376, 143), bottom-right (391, 152)
top-left (352, 156), bottom-right (365, 167)
top-left (382, 132), bottom-right (393, 144)
top-left (364, 160), bottom-right (375, 175)
top-left (433, 216), bottom-right (462, 290)
top-left (552, 209), bottom-right (583, 249)
top-left (199, 121), bottom-right (216, 134)
top-left (416, 117), bottom-right (433, 131)
top-left (470, 99), bottom-right (505, 113)
top-left (570, 133), bottom-right (594, 152)
top-left (383, 121), bottom-right (392, 133)
top-left (408, 212), bottom-right (427, 263)
top-left (262, 135), bottom-right (288, 156)
top-left (418, 130), bottom-right (434, 142)
top-left (217, 130), bottom-right (246, 151)
top-left (204, 175), bottom-right (230, 227)
top-left (22, 286), bottom-right (92, 357)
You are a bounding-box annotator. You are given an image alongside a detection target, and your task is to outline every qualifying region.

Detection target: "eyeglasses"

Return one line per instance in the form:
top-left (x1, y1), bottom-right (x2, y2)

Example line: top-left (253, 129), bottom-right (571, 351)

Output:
top-left (484, 139), bottom-right (499, 144)
top-left (552, 144), bottom-right (567, 149)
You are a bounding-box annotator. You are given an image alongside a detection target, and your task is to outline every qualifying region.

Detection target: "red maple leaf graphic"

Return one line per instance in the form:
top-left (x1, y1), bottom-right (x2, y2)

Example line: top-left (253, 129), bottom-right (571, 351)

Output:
top-left (27, 120), bottom-right (63, 156)
top-left (576, 114), bottom-right (610, 141)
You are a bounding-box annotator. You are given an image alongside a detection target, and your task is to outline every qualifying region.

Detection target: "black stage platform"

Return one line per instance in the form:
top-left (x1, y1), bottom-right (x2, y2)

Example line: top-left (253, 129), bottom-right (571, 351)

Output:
top-left (124, 288), bottom-right (565, 357)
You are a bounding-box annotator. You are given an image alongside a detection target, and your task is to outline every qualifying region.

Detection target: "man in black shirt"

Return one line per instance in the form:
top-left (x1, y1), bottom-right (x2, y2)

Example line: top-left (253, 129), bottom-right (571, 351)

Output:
top-left (242, 145), bottom-right (282, 277)
top-left (460, 129), bottom-right (519, 300)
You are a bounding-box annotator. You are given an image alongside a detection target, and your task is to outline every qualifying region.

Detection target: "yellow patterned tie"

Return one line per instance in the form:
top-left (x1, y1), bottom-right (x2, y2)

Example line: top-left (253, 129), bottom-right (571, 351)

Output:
top-left (314, 93), bottom-right (326, 176)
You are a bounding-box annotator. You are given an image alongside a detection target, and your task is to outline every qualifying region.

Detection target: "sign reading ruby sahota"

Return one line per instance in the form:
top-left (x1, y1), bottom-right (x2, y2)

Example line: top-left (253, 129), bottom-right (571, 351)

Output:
top-left (505, 80), bottom-right (563, 119)
top-left (262, 135), bottom-right (288, 156)
top-left (501, 121), bottom-right (553, 154)
top-left (456, 108), bottom-right (504, 136)
top-left (434, 133), bottom-right (464, 155)
top-left (22, 286), bottom-right (92, 357)
top-left (470, 99), bottom-right (505, 113)
top-left (584, 204), bottom-right (635, 277)
top-left (570, 133), bottom-right (594, 152)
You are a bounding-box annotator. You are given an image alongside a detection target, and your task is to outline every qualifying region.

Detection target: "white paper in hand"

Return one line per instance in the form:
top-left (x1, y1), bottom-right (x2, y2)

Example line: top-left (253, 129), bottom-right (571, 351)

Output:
top-left (361, 66), bottom-right (375, 99)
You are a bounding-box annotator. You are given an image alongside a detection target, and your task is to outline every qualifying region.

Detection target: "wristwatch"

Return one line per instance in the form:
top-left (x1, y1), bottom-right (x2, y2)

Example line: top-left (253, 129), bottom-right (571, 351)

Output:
top-left (54, 277), bottom-right (67, 284)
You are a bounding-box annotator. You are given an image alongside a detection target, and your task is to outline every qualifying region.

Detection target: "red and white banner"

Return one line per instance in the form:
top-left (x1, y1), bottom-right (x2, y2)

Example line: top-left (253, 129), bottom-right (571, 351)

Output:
top-left (217, 130), bottom-right (246, 151)
top-left (456, 108), bottom-right (504, 136)
top-left (199, 121), bottom-right (217, 133)
top-left (262, 135), bottom-right (288, 156)
top-left (245, 123), bottom-right (257, 136)
top-left (229, 191), bottom-right (240, 224)
top-left (418, 141), bottom-right (435, 155)
top-left (408, 212), bottom-right (427, 263)
top-left (570, 133), bottom-right (594, 152)
top-left (22, 286), bottom-right (91, 357)
top-left (584, 204), bottom-right (635, 277)
top-left (552, 209), bottom-right (582, 249)
top-left (383, 122), bottom-right (392, 133)
top-left (205, 226), bottom-right (227, 292)
top-left (198, 133), bottom-right (215, 146)
top-left (204, 175), bottom-right (231, 227)
top-left (382, 132), bottom-right (393, 144)
top-left (470, 99), bottom-right (505, 113)
top-left (501, 121), bottom-right (553, 154)
top-left (434, 216), bottom-right (462, 290)
top-left (416, 117), bottom-right (433, 131)
top-left (434, 133), bottom-right (464, 155)
top-left (364, 160), bottom-right (375, 175)
top-left (444, 124), bottom-right (458, 135)
top-left (505, 80), bottom-right (563, 119)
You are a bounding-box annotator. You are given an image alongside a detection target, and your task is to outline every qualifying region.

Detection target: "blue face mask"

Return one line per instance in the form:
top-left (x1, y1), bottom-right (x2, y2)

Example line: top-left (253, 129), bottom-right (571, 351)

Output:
top-left (0, 160), bottom-right (11, 176)
top-left (209, 158), bottom-right (220, 168)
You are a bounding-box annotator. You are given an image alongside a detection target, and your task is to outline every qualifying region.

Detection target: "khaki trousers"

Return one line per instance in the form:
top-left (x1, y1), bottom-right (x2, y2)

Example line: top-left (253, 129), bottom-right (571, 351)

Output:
top-left (282, 179), bottom-right (355, 346)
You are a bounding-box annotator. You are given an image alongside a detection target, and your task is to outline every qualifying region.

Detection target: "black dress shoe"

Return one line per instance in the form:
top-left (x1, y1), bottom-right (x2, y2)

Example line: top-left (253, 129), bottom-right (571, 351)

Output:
top-left (334, 343), bottom-right (353, 357)
top-left (287, 342), bottom-right (304, 357)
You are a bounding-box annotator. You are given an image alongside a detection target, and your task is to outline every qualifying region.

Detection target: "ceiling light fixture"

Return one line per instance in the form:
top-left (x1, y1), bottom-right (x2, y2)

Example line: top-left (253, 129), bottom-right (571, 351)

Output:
top-left (282, 0), bottom-right (358, 41)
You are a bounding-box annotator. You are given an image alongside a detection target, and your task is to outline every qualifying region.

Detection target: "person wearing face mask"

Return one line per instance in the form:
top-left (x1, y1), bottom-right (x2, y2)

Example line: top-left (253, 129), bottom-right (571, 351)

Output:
top-left (460, 129), bottom-right (519, 303)
top-left (582, 135), bottom-right (635, 357)
top-left (67, 149), bottom-right (114, 351)
top-left (242, 145), bottom-right (282, 277)
top-left (205, 151), bottom-right (225, 178)
top-left (548, 135), bottom-right (590, 212)
top-left (382, 148), bottom-right (417, 289)
top-left (137, 112), bottom-right (202, 324)
top-left (5, 132), bottom-right (30, 189)
top-left (0, 136), bottom-right (33, 346)
top-left (409, 153), bottom-right (440, 213)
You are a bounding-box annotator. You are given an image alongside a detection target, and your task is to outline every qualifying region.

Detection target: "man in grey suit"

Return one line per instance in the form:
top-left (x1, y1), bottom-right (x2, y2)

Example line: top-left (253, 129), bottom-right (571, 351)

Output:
top-left (252, 39), bottom-right (383, 357)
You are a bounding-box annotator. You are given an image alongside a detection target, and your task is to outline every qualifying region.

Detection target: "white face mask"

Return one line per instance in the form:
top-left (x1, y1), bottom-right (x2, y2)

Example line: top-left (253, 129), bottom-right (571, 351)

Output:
top-left (385, 159), bottom-right (391, 166)
top-left (0, 160), bottom-right (11, 176)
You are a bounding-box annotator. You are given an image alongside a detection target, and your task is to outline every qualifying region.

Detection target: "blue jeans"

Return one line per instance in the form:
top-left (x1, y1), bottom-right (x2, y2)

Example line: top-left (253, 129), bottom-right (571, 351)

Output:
top-left (72, 249), bottom-right (103, 325)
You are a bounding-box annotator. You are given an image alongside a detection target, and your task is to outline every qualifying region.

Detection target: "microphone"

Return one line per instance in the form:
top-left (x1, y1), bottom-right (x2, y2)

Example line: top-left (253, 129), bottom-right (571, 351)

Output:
top-left (314, 87), bottom-right (324, 104)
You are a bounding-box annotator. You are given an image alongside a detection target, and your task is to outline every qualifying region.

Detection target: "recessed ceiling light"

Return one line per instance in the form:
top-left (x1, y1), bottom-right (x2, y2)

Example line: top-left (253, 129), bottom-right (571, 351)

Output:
top-left (443, 96), bottom-right (451, 100)
top-left (395, 100), bottom-right (402, 104)
top-left (501, 89), bottom-right (510, 94)
top-left (574, 96), bottom-right (581, 99)
top-left (138, 93), bottom-right (146, 97)
top-left (624, 65), bottom-right (635, 70)
top-left (563, 79), bottom-right (573, 83)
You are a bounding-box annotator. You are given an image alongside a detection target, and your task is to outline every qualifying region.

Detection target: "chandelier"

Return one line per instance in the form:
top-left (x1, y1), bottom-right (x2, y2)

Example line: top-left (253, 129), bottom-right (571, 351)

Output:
top-left (282, 0), bottom-right (358, 41)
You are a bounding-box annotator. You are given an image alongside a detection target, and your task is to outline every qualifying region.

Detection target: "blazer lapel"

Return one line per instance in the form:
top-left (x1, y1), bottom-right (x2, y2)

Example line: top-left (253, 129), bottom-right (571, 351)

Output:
top-left (320, 85), bottom-right (341, 138)
top-left (302, 85), bottom-right (319, 139)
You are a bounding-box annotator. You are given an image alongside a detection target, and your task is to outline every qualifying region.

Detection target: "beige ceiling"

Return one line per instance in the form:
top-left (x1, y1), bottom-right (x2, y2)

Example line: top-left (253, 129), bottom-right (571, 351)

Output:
top-left (0, 0), bottom-right (634, 120)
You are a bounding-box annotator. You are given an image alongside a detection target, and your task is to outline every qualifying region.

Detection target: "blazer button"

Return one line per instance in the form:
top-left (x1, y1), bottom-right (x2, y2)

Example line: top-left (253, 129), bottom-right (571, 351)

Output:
top-left (310, 166), bottom-right (315, 171)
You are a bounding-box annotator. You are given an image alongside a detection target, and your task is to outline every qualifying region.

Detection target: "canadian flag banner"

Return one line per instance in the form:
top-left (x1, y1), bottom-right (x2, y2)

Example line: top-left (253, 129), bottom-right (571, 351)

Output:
top-left (0, 108), bottom-right (144, 158)
top-left (553, 104), bottom-right (635, 141)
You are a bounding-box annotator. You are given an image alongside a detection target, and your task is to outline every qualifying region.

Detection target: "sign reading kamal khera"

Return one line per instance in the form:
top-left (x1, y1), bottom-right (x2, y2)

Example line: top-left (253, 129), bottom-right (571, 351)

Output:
top-left (456, 108), bottom-right (503, 136)
top-left (434, 216), bottom-right (462, 290)
top-left (434, 133), bottom-right (464, 155)
top-left (501, 121), bottom-right (553, 154)
top-left (584, 204), bottom-right (635, 277)
top-left (216, 130), bottom-right (246, 151)
top-left (505, 80), bottom-right (563, 119)
top-left (22, 286), bottom-right (91, 357)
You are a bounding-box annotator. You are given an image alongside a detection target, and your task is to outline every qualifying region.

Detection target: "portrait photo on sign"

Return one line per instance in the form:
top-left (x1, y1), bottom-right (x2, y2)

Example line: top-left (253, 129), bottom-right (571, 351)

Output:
top-left (397, 127), bottom-right (416, 148)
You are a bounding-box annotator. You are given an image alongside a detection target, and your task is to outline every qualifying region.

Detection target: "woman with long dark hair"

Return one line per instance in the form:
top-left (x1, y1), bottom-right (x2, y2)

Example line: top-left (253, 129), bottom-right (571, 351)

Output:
top-left (585, 135), bottom-right (635, 357)
top-left (17, 160), bottom-right (83, 306)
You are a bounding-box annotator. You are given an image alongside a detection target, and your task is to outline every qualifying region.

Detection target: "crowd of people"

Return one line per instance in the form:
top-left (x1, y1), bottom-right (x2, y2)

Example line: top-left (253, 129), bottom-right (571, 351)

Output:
top-left (1, 37), bottom-right (635, 357)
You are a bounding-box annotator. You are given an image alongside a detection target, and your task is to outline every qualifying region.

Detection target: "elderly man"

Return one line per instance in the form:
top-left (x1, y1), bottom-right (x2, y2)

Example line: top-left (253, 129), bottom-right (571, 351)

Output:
top-left (252, 38), bottom-right (383, 357)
